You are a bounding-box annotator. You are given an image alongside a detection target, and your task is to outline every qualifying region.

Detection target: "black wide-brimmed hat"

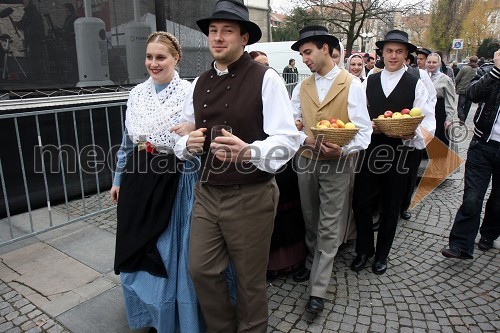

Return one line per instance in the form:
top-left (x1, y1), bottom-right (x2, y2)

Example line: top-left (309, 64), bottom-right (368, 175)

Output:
top-left (196, 0), bottom-right (262, 45)
top-left (375, 30), bottom-right (417, 53)
top-left (415, 47), bottom-right (432, 56)
top-left (291, 26), bottom-right (339, 51)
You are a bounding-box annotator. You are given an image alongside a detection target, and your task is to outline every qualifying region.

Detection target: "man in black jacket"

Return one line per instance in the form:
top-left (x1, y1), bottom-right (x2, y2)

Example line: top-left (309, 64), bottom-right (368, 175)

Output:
top-left (442, 49), bottom-right (500, 259)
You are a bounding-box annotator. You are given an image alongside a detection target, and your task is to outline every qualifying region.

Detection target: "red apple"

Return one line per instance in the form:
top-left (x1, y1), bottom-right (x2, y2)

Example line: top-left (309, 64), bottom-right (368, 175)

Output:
top-left (329, 118), bottom-right (338, 124)
top-left (401, 108), bottom-right (410, 115)
top-left (384, 111), bottom-right (393, 118)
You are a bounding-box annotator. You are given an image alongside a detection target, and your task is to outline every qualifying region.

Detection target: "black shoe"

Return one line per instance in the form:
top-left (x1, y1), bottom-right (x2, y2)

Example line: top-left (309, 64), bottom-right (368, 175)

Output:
top-left (293, 267), bottom-right (310, 282)
top-left (306, 296), bottom-right (324, 314)
top-left (478, 237), bottom-right (494, 251)
top-left (400, 211), bottom-right (411, 220)
top-left (350, 254), bottom-right (373, 272)
top-left (441, 247), bottom-right (473, 259)
top-left (372, 259), bottom-right (387, 275)
top-left (373, 221), bottom-right (380, 231)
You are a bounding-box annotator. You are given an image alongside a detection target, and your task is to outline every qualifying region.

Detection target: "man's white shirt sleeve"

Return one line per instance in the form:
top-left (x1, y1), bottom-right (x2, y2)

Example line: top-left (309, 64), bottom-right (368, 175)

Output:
top-left (174, 71), bottom-right (300, 172)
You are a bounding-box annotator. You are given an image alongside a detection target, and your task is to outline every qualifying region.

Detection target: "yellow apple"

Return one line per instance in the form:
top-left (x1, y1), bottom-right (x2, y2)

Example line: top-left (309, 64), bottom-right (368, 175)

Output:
top-left (328, 122), bottom-right (339, 128)
top-left (317, 124), bottom-right (329, 129)
top-left (318, 119), bottom-right (330, 126)
top-left (344, 122), bottom-right (356, 129)
top-left (410, 107), bottom-right (422, 117)
top-left (392, 112), bottom-right (403, 119)
top-left (402, 114), bottom-right (411, 118)
top-left (336, 119), bottom-right (345, 128)
top-left (377, 115), bottom-right (385, 119)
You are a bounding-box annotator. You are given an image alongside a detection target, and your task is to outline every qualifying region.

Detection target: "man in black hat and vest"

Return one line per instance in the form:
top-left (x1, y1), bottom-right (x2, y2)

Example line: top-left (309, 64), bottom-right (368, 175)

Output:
top-left (351, 30), bottom-right (435, 275)
top-left (174, 1), bottom-right (300, 331)
top-left (288, 25), bottom-right (372, 314)
top-left (416, 47), bottom-right (432, 70)
top-left (400, 50), bottom-right (437, 221)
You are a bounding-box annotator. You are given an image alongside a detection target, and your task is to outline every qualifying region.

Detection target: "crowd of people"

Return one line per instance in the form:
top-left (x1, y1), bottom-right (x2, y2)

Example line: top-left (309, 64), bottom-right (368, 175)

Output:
top-left (109, 0), bottom-right (499, 331)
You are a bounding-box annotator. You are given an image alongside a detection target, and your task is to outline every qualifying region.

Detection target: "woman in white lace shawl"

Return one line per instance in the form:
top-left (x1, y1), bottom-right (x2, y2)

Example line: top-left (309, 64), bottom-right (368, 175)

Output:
top-left (109, 31), bottom-right (203, 333)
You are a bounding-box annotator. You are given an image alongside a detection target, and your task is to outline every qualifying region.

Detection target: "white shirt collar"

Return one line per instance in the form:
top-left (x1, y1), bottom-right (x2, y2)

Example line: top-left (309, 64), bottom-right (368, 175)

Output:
top-left (383, 66), bottom-right (406, 77)
top-left (314, 64), bottom-right (340, 81)
top-left (213, 62), bottom-right (229, 76)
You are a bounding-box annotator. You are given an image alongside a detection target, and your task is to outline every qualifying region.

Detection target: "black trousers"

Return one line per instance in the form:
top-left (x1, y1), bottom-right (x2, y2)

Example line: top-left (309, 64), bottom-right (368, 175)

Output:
top-left (353, 143), bottom-right (413, 260)
top-left (401, 149), bottom-right (423, 212)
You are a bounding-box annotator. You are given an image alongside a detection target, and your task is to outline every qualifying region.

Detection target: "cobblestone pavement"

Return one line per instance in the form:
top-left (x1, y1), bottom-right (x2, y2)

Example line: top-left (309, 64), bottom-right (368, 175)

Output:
top-left (0, 282), bottom-right (70, 333)
top-left (1, 117), bottom-right (499, 332)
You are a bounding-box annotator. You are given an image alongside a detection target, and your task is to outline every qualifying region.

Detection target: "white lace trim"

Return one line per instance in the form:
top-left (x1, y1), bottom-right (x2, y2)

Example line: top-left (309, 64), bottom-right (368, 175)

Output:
top-left (125, 72), bottom-right (191, 153)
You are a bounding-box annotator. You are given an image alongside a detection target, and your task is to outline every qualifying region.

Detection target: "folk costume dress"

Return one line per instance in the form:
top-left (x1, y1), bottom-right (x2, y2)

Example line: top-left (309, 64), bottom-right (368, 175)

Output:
top-left (424, 69), bottom-right (459, 179)
top-left (112, 73), bottom-right (204, 332)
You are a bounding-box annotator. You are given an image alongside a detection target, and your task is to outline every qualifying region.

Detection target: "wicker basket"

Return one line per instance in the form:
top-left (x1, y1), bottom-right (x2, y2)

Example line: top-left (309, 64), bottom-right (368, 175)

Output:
top-left (372, 115), bottom-right (424, 137)
top-left (310, 127), bottom-right (359, 146)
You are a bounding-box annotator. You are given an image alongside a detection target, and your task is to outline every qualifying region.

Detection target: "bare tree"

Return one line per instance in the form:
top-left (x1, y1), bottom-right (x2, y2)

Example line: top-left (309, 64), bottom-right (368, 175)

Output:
top-left (288, 0), bottom-right (429, 56)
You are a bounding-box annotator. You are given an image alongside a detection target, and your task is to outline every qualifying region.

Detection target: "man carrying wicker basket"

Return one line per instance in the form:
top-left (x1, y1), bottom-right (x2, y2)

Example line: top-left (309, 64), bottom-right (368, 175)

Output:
top-left (351, 30), bottom-right (435, 276)
top-left (289, 25), bottom-right (372, 314)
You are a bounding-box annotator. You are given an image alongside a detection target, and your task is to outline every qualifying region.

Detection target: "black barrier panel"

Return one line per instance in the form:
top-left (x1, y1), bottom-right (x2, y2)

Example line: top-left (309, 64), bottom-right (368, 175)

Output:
top-left (0, 105), bottom-right (125, 218)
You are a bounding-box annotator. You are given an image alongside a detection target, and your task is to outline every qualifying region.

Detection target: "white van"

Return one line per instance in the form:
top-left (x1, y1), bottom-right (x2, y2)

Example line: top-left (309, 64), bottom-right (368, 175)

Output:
top-left (246, 41), bottom-right (310, 76)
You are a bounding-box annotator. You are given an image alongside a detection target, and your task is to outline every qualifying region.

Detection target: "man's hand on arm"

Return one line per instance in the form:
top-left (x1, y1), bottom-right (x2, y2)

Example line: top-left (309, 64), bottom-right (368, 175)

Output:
top-left (170, 122), bottom-right (195, 136)
top-left (295, 120), bottom-right (304, 131)
top-left (186, 128), bottom-right (207, 155)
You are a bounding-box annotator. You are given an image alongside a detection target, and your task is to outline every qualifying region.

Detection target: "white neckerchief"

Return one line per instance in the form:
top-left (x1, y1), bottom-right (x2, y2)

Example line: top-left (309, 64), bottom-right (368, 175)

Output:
top-left (125, 71), bottom-right (191, 152)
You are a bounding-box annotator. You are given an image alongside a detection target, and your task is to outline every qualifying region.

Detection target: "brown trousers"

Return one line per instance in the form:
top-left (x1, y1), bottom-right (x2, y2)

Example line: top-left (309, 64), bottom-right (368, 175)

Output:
top-left (189, 179), bottom-right (279, 333)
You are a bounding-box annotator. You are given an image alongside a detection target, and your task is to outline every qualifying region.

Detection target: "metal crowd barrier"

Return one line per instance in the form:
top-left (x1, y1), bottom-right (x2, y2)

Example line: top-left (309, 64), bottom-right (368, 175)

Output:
top-left (283, 73), bottom-right (309, 97)
top-left (0, 72), bottom-right (312, 246)
top-left (0, 99), bottom-right (127, 246)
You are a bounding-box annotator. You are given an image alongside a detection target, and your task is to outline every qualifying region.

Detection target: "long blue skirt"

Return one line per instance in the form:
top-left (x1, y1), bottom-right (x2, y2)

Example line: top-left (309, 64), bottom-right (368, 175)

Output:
top-left (120, 163), bottom-right (204, 332)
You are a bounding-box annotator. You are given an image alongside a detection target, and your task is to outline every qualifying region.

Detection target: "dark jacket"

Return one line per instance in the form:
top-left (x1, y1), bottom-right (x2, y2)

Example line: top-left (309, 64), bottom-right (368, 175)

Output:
top-left (455, 63), bottom-right (478, 94)
top-left (466, 63), bottom-right (500, 141)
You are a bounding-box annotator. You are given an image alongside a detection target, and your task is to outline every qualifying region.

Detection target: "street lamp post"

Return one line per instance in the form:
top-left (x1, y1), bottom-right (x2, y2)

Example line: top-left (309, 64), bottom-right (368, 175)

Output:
top-left (360, 32), bottom-right (374, 53)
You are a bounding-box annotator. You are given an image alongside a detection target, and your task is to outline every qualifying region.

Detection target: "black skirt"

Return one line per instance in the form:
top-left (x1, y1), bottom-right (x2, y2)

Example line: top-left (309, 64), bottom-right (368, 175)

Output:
top-left (434, 97), bottom-right (450, 147)
top-left (114, 148), bottom-right (180, 277)
top-left (270, 160), bottom-right (305, 250)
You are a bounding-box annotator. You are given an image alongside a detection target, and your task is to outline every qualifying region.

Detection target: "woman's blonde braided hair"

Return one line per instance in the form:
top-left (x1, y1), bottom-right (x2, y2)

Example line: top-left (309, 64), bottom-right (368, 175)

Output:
top-left (147, 31), bottom-right (182, 62)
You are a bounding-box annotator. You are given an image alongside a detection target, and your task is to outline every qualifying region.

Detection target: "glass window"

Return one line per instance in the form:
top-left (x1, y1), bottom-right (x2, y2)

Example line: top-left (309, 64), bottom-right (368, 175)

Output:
top-left (0, 0), bottom-right (217, 95)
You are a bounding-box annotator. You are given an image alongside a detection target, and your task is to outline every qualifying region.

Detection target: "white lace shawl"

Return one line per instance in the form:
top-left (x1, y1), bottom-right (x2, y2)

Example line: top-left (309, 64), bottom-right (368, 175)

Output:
top-left (125, 72), bottom-right (191, 153)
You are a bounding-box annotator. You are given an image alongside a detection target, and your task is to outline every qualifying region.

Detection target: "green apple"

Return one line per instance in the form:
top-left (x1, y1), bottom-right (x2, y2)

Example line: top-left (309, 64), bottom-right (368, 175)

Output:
top-left (410, 107), bottom-right (422, 117)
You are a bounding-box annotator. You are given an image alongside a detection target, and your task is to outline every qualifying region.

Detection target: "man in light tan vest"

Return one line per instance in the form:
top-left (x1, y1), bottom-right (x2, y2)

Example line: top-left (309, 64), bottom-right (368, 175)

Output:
top-left (290, 26), bottom-right (372, 314)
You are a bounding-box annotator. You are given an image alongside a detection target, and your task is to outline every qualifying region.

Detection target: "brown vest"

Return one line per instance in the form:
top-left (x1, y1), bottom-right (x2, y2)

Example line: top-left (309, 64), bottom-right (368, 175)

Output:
top-left (299, 68), bottom-right (353, 160)
top-left (193, 52), bottom-right (273, 185)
